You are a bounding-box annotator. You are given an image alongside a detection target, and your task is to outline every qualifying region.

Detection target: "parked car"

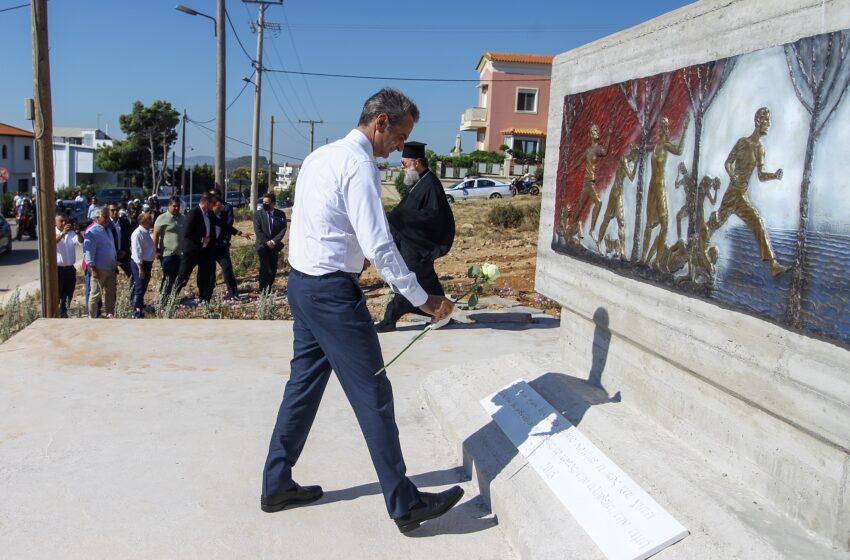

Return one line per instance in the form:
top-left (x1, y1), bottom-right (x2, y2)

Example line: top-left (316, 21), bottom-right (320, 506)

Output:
top-left (181, 194), bottom-right (203, 211)
top-left (96, 187), bottom-right (145, 206)
top-left (0, 215), bottom-right (12, 255)
top-left (156, 195), bottom-right (174, 211)
top-left (57, 200), bottom-right (90, 228)
top-left (225, 191), bottom-right (248, 208)
top-left (443, 178), bottom-right (515, 203)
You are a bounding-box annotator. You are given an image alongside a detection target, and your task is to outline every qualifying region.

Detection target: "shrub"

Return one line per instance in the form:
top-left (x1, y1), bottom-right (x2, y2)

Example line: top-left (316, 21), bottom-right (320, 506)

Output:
top-left (522, 204), bottom-right (541, 231)
top-left (394, 171), bottom-right (409, 198)
top-left (0, 290), bottom-right (40, 342)
top-left (234, 206), bottom-right (254, 222)
top-left (231, 245), bottom-right (258, 278)
top-left (488, 205), bottom-right (525, 229)
top-left (1, 193), bottom-right (14, 217)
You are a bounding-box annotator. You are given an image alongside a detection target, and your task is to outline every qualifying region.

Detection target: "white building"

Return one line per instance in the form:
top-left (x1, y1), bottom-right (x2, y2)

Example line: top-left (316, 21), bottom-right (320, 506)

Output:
top-left (0, 123), bottom-right (35, 196)
top-left (51, 127), bottom-right (117, 190)
top-left (275, 163), bottom-right (300, 190)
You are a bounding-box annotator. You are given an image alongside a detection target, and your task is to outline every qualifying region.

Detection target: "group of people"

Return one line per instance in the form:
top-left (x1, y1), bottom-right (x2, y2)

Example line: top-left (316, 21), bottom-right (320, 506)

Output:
top-left (56, 187), bottom-right (289, 319)
top-left (55, 88), bottom-right (465, 533)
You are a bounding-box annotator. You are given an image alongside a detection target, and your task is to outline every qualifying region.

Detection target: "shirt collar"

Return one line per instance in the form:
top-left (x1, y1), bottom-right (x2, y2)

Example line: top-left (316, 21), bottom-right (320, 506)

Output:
top-left (347, 129), bottom-right (375, 161)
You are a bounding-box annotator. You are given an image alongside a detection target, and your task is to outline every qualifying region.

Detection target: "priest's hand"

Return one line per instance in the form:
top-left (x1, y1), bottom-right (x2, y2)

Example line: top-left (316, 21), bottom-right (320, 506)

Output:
top-left (419, 295), bottom-right (454, 322)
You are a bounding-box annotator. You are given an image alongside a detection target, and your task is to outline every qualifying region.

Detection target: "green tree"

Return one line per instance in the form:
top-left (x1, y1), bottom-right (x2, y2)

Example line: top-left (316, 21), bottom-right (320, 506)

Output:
top-left (114, 100), bottom-right (180, 194)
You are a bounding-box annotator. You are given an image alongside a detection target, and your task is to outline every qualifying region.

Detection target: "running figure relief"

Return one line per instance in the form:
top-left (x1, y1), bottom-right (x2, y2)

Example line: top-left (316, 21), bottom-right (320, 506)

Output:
top-left (640, 115), bottom-right (690, 268)
top-left (596, 145), bottom-right (638, 259)
top-left (564, 124), bottom-right (612, 243)
top-left (706, 107), bottom-right (788, 278)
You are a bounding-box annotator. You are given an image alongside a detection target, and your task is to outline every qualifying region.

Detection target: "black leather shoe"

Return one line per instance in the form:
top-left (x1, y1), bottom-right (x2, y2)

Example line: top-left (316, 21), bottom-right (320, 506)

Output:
top-left (374, 321), bottom-right (397, 333)
top-left (394, 485), bottom-right (464, 533)
top-left (261, 483), bottom-right (323, 513)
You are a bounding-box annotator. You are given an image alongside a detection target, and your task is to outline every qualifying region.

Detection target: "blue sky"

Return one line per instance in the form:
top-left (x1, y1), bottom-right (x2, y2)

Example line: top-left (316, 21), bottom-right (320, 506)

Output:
top-left (2, 0), bottom-right (691, 164)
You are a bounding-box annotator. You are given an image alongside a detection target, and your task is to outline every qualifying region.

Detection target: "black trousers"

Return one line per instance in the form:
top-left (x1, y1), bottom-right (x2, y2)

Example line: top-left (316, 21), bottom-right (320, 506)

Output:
top-left (213, 244), bottom-right (238, 297)
top-left (57, 265), bottom-right (76, 318)
top-left (257, 245), bottom-right (281, 293)
top-left (117, 259), bottom-right (135, 301)
top-left (175, 249), bottom-right (215, 301)
top-left (380, 261), bottom-right (444, 325)
top-left (263, 270), bottom-right (420, 518)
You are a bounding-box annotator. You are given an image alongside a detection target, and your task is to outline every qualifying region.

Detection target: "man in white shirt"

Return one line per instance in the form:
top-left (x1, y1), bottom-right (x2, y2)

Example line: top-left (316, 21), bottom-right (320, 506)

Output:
top-left (130, 212), bottom-right (156, 318)
top-left (55, 213), bottom-right (83, 318)
top-left (261, 88), bottom-right (461, 533)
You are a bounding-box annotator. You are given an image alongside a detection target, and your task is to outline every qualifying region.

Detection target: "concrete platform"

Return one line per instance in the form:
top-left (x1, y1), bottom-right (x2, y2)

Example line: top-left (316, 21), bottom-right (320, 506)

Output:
top-left (0, 317), bottom-right (558, 559)
top-left (423, 353), bottom-right (849, 560)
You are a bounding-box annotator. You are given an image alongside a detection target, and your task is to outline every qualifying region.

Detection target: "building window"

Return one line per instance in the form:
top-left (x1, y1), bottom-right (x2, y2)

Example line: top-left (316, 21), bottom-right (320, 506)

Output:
top-left (1, 145), bottom-right (6, 159)
top-left (516, 88), bottom-right (538, 113)
top-left (18, 178), bottom-right (28, 193)
top-left (24, 145), bottom-right (31, 160)
top-left (512, 138), bottom-right (539, 154)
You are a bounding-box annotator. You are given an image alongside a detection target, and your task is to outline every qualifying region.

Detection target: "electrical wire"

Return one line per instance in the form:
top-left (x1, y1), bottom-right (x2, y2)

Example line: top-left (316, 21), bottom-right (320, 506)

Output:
top-left (187, 119), bottom-right (303, 162)
top-left (224, 7), bottom-right (255, 63)
top-left (190, 70), bottom-right (255, 124)
top-left (264, 68), bottom-right (552, 83)
top-left (0, 2), bottom-right (28, 14)
top-left (280, 4), bottom-right (322, 119)
top-left (264, 75), bottom-right (310, 142)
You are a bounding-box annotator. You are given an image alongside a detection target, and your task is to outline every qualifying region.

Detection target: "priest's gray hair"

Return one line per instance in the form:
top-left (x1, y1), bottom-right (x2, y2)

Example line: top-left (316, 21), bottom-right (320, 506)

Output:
top-left (358, 88), bottom-right (420, 126)
top-left (91, 206), bottom-right (105, 219)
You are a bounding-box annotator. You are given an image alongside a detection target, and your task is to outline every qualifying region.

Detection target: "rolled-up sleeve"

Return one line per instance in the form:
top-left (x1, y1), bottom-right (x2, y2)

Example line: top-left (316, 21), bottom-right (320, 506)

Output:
top-left (344, 162), bottom-right (427, 308)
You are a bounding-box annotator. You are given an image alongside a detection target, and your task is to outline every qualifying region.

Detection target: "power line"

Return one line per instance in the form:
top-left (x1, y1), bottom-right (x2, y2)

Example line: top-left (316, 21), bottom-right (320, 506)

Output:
top-left (265, 75), bottom-right (310, 142)
top-left (190, 70), bottom-right (255, 124)
top-left (279, 22), bottom-right (629, 34)
top-left (264, 68), bottom-right (552, 83)
top-left (280, 4), bottom-right (322, 119)
top-left (224, 7), bottom-right (254, 63)
top-left (187, 118), bottom-right (303, 162)
top-left (267, 36), bottom-right (310, 120)
top-left (0, 2), bottom-right (28, 13)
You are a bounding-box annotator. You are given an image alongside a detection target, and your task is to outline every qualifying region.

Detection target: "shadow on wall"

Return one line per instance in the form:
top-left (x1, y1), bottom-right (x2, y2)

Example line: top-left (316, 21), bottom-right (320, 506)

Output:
top-left (462, 307), bottom-right (621, 507)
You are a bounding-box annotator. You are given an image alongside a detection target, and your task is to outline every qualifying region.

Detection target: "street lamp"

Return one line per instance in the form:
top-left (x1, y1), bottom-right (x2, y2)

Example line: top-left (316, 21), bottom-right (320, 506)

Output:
top-left (175, 2), bottom-right (226, 191)
top-left (175, 4), bottom-right (217, 35)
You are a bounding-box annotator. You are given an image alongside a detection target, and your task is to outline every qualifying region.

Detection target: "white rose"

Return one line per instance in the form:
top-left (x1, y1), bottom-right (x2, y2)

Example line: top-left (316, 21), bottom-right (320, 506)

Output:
top-left (481, 263), bottom-right (501, 283)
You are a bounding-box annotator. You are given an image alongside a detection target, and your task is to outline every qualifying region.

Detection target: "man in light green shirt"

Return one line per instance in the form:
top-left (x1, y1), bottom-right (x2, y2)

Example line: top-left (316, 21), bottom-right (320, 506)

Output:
top-left (153, 196), bottom-right (185, 295)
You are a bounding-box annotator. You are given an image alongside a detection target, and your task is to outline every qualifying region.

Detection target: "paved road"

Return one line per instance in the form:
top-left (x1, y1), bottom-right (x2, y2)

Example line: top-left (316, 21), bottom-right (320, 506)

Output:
top-left (0, 237), bottom-right (83, 304)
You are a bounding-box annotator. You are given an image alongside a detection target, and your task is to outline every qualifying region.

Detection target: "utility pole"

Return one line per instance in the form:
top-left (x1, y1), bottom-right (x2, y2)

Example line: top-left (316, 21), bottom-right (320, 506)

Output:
top-left (249, 4), bottom-right (266, 212)
top-left (299, 119), bottom-right (323, 153)
top-left (30, 0), bottom-right (58, 318)
top-left (180, 110), bottom-right (187, 193)
top-left (268, 115), bottom-right (275, 192)
top-left (215, 0), bottom-right (226, 190)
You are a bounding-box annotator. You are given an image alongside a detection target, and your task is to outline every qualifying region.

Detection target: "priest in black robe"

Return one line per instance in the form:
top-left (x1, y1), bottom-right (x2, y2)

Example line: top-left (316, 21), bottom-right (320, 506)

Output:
top-left (375, 141), bottom-right (455, 332)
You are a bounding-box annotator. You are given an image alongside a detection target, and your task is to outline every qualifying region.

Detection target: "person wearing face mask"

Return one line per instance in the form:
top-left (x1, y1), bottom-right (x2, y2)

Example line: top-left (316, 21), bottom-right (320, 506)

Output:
top-left (375, 141), bottom-right (455, 332)
top-left (252, 192), bottom-right (287, 293)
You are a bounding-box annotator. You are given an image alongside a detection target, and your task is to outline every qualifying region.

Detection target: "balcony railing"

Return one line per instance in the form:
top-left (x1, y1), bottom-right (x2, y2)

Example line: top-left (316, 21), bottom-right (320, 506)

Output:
top-left (460, 107), bottom-right (487, 131)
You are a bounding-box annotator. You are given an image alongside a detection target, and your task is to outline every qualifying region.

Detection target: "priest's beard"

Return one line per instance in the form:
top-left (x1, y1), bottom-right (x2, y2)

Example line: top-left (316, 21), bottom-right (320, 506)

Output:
top-left (403, 167), bottom-right (421, 187)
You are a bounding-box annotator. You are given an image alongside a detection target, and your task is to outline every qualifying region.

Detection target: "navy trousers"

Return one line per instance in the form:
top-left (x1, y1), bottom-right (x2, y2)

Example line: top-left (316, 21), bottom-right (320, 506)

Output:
top-left (262, 269), bottom-right (421, 519)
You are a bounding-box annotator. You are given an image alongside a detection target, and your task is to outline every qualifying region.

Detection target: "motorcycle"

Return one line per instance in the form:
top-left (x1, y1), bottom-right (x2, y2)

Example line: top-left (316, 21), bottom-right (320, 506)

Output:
top-left (510, 176), bottom-right (540, 196)
top-left (15, 205), bottom-right (37, 241)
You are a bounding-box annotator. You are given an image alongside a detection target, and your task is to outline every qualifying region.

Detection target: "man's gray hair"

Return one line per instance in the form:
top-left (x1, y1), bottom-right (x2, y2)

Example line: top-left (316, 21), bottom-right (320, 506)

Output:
top-left (91, 206), bottom-right (105, 219)
top-left (357, 88), bottom-right (419, 126)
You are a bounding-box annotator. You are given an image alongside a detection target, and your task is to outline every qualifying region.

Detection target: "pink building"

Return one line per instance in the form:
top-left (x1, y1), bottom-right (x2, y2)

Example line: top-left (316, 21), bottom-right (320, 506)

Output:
top-left (459, 53), bottom-right (552, 154)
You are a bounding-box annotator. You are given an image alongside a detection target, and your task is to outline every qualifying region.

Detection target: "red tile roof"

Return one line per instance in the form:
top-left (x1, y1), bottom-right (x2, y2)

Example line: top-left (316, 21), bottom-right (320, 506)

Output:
top-left (481, 53), bottom-right (553, 66)
top-left (0, 123), bottom-right (34, 138)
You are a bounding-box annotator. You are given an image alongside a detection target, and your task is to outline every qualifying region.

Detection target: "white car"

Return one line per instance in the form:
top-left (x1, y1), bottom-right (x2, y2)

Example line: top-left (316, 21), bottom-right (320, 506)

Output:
top-left (444, 178), bottom-right (515, 203)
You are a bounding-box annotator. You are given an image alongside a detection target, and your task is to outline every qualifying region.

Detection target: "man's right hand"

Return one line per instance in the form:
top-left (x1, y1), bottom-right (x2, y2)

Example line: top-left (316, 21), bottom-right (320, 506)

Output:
top-left (418, 295), bottom-right (454, 322)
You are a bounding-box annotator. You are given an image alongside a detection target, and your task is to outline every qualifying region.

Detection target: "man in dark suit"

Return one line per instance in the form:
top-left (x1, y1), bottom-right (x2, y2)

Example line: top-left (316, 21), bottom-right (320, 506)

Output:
top-left (375, 141), bottom-right (455, 332)
top-left (210, 188), bottom-right (241, 301)
top-left (174, 192), bottom-right (251, 302)
top-left (253, 192), bottom-right (287, 293)
top-left (108, 202), bottom-right (135, 298)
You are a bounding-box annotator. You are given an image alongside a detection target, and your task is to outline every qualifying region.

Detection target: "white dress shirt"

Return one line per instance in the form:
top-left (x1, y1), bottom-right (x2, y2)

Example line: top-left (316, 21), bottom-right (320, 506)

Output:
top-left (55, 227), bottom-right (80, 266)
top-left (288, 129), bottom-right (427, 307)
top-left (130, 227), bottom-right (156, 264)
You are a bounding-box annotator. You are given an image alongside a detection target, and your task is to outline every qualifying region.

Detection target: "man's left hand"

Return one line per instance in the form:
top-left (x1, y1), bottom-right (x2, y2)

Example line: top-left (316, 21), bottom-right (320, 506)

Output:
top-left (266, 240), bottom-right (276, 249)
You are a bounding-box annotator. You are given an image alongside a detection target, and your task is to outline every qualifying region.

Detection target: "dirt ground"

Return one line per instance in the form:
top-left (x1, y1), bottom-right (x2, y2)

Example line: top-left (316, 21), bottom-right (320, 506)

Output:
top-left (56, 195), bottom-right (557, 320)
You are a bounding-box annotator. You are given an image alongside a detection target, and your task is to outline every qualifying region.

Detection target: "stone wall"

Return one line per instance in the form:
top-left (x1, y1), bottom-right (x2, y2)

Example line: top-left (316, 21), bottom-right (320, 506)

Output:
top-left (536, 0), bottom-right (850, 550)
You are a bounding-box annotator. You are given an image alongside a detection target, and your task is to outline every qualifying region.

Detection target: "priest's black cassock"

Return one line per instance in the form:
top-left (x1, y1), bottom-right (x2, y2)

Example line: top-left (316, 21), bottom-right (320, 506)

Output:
top-left (378, 167), bottom-right (455, 328)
